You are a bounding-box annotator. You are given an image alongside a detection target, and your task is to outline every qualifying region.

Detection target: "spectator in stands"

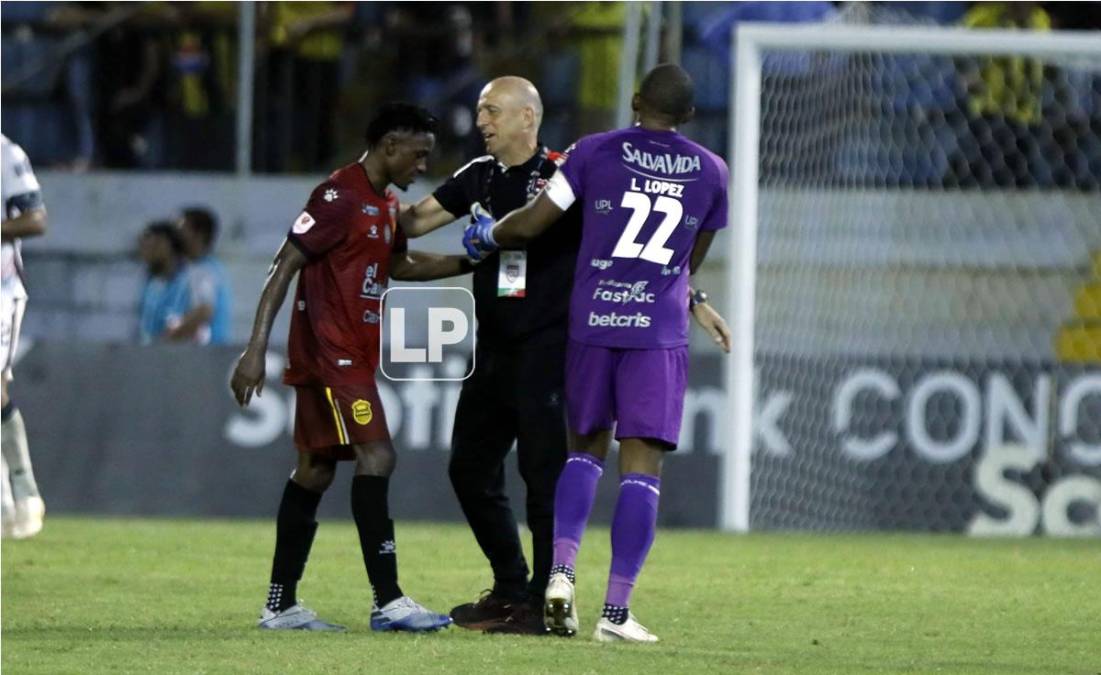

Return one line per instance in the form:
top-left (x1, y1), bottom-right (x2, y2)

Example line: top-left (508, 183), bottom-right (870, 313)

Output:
top-left (0, 2), bottom-right (99, 169)
top-left (382, 3), bottom-right (484, 165)
top-left (962, 2), bottom-right (1050, 125)
top-left (571, 2), bottom-right (626, 134)
top-left (176, 206), bottom-right (231, 345)
top-left (163, 2), bottom-right (239, 171)
top-left (136, 221), bottom-right (191, 345)
top-left (256, 1), bottom-right (354, 172)
top-left (947, 2), bottom-right (1052, 188)
top-left (689, 1), bottom-right (836, 155)
top-left (95, 6), bottom-right (174, 169)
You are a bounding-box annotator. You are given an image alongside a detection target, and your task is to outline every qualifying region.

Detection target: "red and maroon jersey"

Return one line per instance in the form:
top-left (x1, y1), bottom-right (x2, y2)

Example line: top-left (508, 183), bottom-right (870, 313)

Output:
top-left (283, 163), bottom-right (407, 386)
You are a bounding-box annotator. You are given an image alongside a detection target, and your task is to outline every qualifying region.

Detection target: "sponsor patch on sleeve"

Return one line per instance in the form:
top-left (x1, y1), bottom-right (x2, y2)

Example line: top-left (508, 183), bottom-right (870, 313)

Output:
top-left (292, 211), bottom-right (316, 234)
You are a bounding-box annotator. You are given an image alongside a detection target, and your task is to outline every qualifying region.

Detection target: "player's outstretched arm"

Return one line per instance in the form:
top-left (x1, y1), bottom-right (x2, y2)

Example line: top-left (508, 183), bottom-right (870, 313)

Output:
top-left (230, 240), bottom-right (307, 406)
top-left (490, 192), bottom-right (564, 248)
top-left (390, 250), bottom-right (474, 281)
top-left (0, 206), bottom-right (47, 241)
top-left (399, 196), bottom-right (459, 238)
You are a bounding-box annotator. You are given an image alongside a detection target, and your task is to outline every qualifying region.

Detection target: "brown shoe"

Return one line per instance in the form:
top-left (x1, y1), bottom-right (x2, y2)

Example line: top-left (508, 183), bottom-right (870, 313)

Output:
top-left (483, 600), bottom-right (552, 636)
top-left (450, 591), bottom-right (518, 630)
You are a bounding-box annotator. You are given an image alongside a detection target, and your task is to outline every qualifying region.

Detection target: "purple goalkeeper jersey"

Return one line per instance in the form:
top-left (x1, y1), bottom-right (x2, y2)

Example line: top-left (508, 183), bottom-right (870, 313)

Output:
top-left (555, 127), bottom-right (729, 349)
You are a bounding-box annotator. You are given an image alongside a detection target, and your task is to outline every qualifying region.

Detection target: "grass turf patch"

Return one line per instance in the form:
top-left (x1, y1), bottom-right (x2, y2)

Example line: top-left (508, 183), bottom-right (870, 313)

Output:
top-left (3, 518), bottom-right (1099, 674)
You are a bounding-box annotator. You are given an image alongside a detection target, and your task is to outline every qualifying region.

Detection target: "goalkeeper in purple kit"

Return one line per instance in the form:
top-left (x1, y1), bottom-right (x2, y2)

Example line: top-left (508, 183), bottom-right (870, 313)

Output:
top-left (464, 64), bottom-right (730, 642)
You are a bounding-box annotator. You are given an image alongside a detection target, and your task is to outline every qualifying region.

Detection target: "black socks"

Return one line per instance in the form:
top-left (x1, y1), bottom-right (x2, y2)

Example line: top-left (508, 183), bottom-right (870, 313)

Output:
top-left (268, 480), bottom-right (322, 612)
top-left (351, 475), bottom-right (403, 607)
top-left (602, 603), bottom-right (629, 625)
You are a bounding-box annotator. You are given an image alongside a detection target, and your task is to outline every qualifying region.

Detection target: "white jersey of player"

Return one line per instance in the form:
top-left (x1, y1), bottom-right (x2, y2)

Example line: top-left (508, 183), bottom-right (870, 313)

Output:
top-left (2, 134), bottom-right (43, 301)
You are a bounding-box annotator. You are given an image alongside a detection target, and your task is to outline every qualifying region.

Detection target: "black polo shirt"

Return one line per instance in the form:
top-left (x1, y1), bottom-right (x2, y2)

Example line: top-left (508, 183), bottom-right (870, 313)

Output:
top-left (433, 145), bottom-right (582, 348)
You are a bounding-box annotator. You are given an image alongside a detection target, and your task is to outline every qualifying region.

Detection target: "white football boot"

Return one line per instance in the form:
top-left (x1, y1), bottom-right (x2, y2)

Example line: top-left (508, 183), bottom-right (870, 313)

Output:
top-left (543, 572), bottom-right (579, 637)
top-left (593, 613), bottom-right (659, 643)
top-left (12, 496), bottom-right (44, 539)
top-left (258, 604), bottom-right (346, 631)
top-left (370, 596), bottom-right (452, 632)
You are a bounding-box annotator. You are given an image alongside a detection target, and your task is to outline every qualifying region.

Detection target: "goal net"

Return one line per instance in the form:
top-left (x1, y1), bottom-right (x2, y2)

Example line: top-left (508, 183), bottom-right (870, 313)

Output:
top-left (723, 22), bottom-right (1101, 535)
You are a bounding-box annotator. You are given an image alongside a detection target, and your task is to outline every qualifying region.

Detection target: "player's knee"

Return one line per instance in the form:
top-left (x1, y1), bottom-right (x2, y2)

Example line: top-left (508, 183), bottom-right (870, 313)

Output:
top-left (293, 454), bottom-right (337, 492)
top-left (570, 431), bottom-right (612, 460)
top-left (354, 442), bottom-right (396, 477)
top-left (618, 439), bottom-right (665, 477)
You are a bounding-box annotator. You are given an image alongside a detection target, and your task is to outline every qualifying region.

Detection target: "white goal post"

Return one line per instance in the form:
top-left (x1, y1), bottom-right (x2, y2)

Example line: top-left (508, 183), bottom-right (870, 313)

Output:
top-left (723, 23), bottom-right (1101, 533)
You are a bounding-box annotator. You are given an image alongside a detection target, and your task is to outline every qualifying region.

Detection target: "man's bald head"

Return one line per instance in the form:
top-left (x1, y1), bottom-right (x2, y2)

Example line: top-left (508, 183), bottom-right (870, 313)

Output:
top-left (476, 76), bottom-right (544, 165)
top-left (481, 76), bottom-right (544, 127)
top-left (636, 63), bottom-right (695, 125)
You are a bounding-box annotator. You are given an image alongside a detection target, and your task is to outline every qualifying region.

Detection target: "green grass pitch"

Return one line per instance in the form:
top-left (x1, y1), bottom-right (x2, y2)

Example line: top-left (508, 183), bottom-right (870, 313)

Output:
top-left (3, 517), bottom-right (1099, 674)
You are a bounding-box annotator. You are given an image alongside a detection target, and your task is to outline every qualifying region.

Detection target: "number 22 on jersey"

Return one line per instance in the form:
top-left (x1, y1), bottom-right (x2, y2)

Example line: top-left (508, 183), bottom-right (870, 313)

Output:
top-left (610, 180), bottom-right (684, 266)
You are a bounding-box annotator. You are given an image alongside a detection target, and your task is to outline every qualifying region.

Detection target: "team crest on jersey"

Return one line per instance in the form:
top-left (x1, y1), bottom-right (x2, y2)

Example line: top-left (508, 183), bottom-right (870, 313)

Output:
top-left (292, 211), bottom-right (316, 234)
top-left (324, 188), bottom-right (339, 202)
top-left (352, 400), bottom-right (373, 425)
top-left (362, 203), bottom-right (380, 216)
top-left (368, 224), bottom-right (380, 239)
top-left (526, 172), bottom-right (548, 201)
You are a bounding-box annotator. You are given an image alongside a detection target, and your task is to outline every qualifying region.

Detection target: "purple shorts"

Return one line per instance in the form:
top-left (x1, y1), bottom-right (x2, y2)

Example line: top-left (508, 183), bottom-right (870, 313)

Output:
top-left (565, 339), bottom-right (689, 449)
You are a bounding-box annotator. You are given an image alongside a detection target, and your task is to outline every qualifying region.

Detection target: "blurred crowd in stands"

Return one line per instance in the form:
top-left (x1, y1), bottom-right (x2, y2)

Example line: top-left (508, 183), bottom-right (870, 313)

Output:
top-left (2, 1), bottom-right (1100, 186)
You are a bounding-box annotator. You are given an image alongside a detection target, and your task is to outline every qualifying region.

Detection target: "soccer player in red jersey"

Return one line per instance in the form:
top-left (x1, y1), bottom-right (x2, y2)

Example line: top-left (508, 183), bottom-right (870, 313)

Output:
top-left (231, 103), bottom-right (472, 632)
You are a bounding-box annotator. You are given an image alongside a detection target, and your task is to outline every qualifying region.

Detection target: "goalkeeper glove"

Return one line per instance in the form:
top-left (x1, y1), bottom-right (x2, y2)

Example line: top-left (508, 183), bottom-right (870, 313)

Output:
top-left (462, 202), bottom-right (498, 260)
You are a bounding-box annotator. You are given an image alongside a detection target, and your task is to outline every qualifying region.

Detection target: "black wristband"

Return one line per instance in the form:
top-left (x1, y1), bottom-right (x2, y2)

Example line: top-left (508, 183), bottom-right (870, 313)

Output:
top-left (689, 288), bottom-right (708, 309)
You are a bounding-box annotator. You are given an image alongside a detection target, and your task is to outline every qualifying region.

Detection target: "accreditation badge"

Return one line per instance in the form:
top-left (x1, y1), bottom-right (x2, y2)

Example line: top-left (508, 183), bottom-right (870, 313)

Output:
top-left (497, 250), bottom-right (527, 298)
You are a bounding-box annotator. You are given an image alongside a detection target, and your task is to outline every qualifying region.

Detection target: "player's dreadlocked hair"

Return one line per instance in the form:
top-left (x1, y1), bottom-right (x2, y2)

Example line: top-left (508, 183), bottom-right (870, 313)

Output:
top-left (638, 63), bottom-right (695, 124)
top-left (364, 102), bottom-right (439, 148)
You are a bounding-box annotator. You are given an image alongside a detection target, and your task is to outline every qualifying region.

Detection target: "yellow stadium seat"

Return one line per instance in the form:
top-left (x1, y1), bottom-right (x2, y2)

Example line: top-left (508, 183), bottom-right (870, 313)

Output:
top-left (1073, 282), bottom-right (1101, 320)
top-left (1055, 322), bottom-right (1101, 363)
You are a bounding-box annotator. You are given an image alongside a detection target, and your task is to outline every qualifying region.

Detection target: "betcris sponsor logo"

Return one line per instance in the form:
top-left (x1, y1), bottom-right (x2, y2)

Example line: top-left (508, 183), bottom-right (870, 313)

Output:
top-left (587, 311), bottom-right (652, 328)
top-left (593, 279), bottom-right (656, 304)
top-left (621, 142), bottom-right (701, 176)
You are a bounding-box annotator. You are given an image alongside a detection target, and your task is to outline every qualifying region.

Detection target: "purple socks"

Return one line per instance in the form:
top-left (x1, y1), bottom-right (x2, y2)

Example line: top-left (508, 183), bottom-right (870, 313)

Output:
top-left (605, 473), bottom-right (661, 608)
top-left (552, 453), bottom-right (604, 570)
top-left (551, 453), bottom-right (662, 612)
